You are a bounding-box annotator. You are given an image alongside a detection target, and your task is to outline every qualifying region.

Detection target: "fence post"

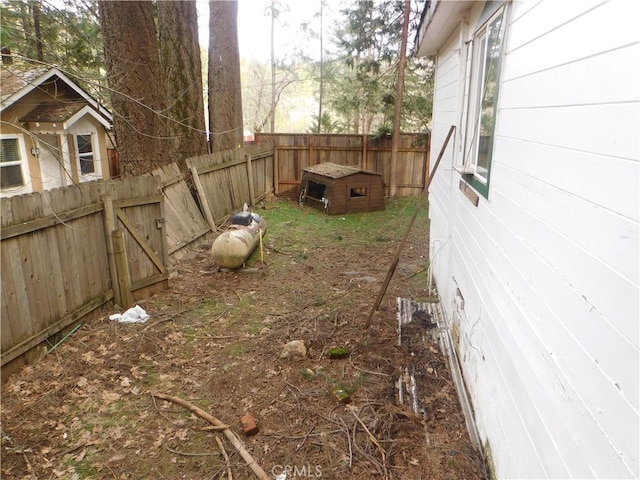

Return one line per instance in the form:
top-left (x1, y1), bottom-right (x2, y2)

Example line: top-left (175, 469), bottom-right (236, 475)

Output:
top-left (361, 133), bottom-right (368, 170)
top-left (273, 145), bottom-right (279, 195)
top-left (112, 228), bottom-right (133, 308)
top-left (102, 195), bottom-right (122, 306)
top-left (245, 153), bottom-right (255, 207)
top-left (156, 186), bottom-right (170, 269)
top-left (423, 133), bottom-right (431, 190)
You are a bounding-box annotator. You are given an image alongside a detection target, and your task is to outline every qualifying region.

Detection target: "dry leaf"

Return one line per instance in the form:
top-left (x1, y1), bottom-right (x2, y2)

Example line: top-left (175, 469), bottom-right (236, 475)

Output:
top-left (73, 448), bottom-right (87, 462)
top-left (101, 391), bottom-right (121, 404)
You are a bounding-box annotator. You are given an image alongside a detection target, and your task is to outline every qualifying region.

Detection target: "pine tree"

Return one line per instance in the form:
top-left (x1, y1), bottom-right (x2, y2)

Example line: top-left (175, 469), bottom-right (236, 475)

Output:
top-left (208, 0), bottom-right (244, 151)
top-left (99, 0), bottom-right (168, 175)
top-left (158, 1), bottom-right (208, 168)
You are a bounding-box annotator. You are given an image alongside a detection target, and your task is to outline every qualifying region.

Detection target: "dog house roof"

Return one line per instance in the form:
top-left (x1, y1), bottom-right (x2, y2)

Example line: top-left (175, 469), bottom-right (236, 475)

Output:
top-left (302, 162), bottom-right (380, 179)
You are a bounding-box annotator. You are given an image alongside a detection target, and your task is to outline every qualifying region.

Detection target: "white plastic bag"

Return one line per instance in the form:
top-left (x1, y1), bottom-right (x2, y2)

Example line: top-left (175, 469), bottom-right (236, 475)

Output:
top-left (109, 305), bottom-right (150, 324)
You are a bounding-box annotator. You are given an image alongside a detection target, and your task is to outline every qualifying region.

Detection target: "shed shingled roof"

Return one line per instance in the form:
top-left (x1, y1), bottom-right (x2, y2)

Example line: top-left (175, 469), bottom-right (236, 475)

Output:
top-left (302, 162), bottom-right (380, 179)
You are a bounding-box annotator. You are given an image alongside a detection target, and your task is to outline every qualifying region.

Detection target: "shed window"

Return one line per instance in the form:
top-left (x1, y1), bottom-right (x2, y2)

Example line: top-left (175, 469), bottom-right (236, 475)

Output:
top-left (463, 6), bottom-right (506, 198)
top-left (350, 187), bottom-right (367, 197)
top-left (307, 180), bottom-right (326, 199)
top-left (0, 137), bottom-right (25, 189)
top-left (76, 134), bottom-right (95, 174)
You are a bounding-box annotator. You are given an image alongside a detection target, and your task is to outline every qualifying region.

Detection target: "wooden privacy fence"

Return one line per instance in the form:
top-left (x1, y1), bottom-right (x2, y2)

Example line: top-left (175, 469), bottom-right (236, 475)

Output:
top-left (0, 176), bottom-right (169, 369)
top-left (186, 143), bottom-right (275, 230)
top-left (255, 133), bottom-right (430, 197)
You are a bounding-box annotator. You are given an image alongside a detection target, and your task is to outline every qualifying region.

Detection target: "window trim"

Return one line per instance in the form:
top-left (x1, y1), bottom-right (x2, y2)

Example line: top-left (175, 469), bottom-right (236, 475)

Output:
top-left (74, 132), bottom-right (96, 176)
top-left (0, 134), bottom-right (29, 192)
top-left (461, 5), bottom-right (507, 199)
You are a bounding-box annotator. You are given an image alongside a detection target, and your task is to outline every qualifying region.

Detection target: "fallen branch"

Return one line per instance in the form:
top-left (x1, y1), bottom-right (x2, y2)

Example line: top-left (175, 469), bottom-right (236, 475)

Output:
top-left (22, 451), bottom-right (37, 480)
top-left (200, 425), bottom-right (231, 431)
top-left (349, 405), bottom-right (388, 478)
top-left (190, 308), bottom-right (229, 327)
top-left (166, 446), bottom-right (217, 457)
top-left (141, 306), bottom-right (196, 332)
top-left (152, 393), bottom-right (268, 480)
top-left (215, 435), bottom-right (233, 480)
top-left (56, 439), bottom-right (100, 457)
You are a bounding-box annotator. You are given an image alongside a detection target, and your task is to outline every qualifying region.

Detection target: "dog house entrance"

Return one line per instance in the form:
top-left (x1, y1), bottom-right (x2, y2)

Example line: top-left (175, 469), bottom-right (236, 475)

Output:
top-left (307, 180), bottom-right (327, 200)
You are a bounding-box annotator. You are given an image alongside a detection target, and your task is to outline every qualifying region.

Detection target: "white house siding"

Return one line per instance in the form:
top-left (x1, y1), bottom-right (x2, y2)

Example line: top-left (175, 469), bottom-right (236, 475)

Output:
top-left (426, 0), bottom-right (639, 478)
top-left (429, 23), bottom-right (463, 315)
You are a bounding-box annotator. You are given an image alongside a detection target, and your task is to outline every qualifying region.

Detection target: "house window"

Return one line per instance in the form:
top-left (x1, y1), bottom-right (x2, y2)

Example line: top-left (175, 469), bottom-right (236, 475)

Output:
top-left (76, 134), bottom-right (95, 174)
top-left (463, 6), bottom-right (506, 198)
top-left (0, 137), bottom-right (25, 189)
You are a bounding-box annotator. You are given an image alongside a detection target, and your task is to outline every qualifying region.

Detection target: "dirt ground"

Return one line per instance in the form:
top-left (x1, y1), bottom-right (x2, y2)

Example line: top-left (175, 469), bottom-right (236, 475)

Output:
top-left (1, 198), bottom-right (488, 480)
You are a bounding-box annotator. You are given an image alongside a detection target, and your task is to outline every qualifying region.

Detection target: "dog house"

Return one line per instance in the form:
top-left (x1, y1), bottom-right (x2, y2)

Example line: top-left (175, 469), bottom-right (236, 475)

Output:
top-left (298, 162), bottom-right (385, 215)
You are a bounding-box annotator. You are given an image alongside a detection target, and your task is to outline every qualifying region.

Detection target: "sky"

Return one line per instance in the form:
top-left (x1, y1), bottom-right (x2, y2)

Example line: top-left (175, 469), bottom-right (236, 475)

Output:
top-left (197, 0), bottom-right (350, 62)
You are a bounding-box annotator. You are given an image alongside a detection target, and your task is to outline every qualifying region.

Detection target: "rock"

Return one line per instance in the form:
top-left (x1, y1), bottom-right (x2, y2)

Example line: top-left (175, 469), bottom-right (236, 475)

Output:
top-left (330, 385), bottom-right (351, 404)
top-left (280, 340), bottom-right (307, 360)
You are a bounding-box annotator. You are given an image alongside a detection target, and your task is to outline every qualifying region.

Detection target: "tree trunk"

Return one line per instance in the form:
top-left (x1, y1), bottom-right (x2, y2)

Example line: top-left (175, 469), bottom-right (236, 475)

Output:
top-left (30, 0), bottom-right (43, 62)
top-left (209, 0), bottom-right (244, 151)
top-left (158, 0), bottom-right (208, 171)
top-left (99, 0), bottom-right (168, 176)
top-left (270, 0), bottom-right (276, 133)
top-left (388, 0), bottom-right (410, 197)
top-left (317, 0), bottom-right (323, 132)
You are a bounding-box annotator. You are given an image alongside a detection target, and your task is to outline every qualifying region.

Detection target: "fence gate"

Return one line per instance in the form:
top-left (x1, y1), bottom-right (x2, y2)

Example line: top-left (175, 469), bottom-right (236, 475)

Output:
top-left (103, 194), bottom-right (169, 307)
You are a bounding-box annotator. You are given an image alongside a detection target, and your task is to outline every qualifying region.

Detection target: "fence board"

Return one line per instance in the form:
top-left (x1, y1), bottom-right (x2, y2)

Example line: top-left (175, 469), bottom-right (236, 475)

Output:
top-left (17, 233), bottom-right (40, 332)
top-left (1, 244), bottom-right (23, 351)
top-left (1, 282), bottom-right (14, 351)
top-left (44, 225), bottom-right (67, 317)
top-left (28, 230), bottom-right (54, 333)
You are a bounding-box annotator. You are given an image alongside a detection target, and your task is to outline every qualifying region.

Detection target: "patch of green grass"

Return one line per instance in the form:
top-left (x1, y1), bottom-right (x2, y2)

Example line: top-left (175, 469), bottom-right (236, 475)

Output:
top-left (226, 344), bottom-right (246, 357)
top-left (66, 458), bottom-right (101, 476)
top-left (246, 318), bottom-right (265, 334)
top-left (183, 326), bottom-right (198, 337)
top-left (194, 298), bottom-right (222, 316)
top-left (448, 457), bottom-right (460, 469)
top-left (141, 361), bottom-right (159, 386)
top-left (313, 295), bottom-right (325, 306)
top-left (264, 197), bottom-right (427, 254)
top-left (300, 368), bottom-right (317, 380)
top-left (295, 251), bottom-right (309, 261)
